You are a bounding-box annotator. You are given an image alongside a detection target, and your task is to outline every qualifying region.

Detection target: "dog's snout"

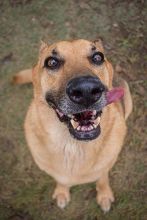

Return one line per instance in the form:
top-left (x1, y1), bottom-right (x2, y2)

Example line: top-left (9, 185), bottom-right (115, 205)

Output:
top-left (66, 76), bottom-right (105, 106)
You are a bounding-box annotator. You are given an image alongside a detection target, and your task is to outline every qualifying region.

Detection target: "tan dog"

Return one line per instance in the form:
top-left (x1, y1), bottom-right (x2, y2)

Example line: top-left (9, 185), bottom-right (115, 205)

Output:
top-left (13, 39), bottom-right (132, 212)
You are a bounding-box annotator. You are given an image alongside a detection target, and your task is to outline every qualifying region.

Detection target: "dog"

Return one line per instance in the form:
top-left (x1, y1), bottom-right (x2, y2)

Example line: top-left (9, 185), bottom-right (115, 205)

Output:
top-left (13, 39), bottom-right (132, 212)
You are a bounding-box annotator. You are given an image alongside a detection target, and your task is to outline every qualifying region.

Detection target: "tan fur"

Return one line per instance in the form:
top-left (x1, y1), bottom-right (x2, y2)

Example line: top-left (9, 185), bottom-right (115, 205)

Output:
top-left (12, 68), bottom-right (32, 84)
top-left (121, 80), bottom-right (133, 120)
top-left (13, 39), bottom-right (132, 212)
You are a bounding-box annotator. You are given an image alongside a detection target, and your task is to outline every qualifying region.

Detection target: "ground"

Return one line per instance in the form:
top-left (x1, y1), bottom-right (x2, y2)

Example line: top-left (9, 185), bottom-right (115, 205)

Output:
top-left (0, 0), bottom-right (147, 220)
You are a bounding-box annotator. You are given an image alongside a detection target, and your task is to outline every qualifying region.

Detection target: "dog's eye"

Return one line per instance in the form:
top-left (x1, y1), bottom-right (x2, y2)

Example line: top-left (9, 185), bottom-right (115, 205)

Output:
top-left (44, 57), bottom-right (60, 70)
top-left (91, 52), bottom-right (104, 65)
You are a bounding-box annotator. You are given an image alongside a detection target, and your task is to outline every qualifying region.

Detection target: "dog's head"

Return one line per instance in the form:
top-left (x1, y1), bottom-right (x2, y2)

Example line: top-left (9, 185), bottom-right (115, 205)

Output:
top-left (32, 39), bottom-right (123, 141)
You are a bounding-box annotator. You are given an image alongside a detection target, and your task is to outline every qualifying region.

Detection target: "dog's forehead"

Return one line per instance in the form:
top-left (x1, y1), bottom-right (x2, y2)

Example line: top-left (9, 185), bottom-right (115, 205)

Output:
top-left (57, 39), bottom-right (91, 50)
top-left (48, 39), bottom-right (100, 56)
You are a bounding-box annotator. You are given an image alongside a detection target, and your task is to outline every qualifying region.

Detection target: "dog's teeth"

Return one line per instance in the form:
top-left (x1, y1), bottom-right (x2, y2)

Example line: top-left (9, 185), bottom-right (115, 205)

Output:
top-left (68, 114), bottom-right (73, 118)
top-left (70, 119), bottom-right (78, 129)
top-left (93, 110), bottom-right (97, 116)
top-left (88, 125), bottom-right (93, 131)
top-left (84, 126), bottom-right (88, 131)
top-left (80, 126), bottom-right (88, 131)
top-left (77, 126), bottom-right (81, 131)
top-left (81, 126), bottom-right (85, 131)
top-left (95, 116), bottom-right (101, 126)
top-left (93, 124), bottom-right (97, 129)
top-left (97, 116), bottom-right (101, 123)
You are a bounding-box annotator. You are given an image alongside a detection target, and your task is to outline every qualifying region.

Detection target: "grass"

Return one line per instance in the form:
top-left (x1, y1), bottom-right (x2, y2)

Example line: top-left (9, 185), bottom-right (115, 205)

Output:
top-left (0, 0), bottom-right (146, 219)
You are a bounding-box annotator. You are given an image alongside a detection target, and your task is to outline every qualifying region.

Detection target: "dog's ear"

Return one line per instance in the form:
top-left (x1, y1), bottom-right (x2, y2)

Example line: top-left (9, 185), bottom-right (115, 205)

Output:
top-left (39, 40), bottom-right (48, 54)
top-left (105, 61), bottom-right (114, 88)
top-left (93, 38), bottom-right (104, 52)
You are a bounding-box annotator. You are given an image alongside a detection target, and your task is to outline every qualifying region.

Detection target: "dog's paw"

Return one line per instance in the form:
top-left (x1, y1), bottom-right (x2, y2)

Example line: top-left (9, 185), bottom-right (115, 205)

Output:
top-left (97, 191), bottom-right (114, 213)
top-left (52, 191), bottom-right (70, 209)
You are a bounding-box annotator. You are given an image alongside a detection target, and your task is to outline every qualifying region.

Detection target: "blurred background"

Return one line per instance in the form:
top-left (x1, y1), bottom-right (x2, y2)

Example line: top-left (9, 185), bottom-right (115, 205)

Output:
top-left (0, 0), bottom-right (146, 220)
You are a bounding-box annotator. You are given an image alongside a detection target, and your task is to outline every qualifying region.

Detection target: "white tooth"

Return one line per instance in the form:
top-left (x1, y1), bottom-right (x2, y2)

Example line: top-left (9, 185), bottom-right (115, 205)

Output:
top-left (70, 119), bottom-right (78, 129)
top-left (90, 125), bottom-right (94, 130)
top-left (95, 116), bottom-right (101, 126)
top-left (81, 126), bottom-right (88, 131)
top-left (68, 114), bottom-right (73, 118)
top-left (83, 126), bottom-right (88, 131)
top-left (88, 125), bottom-right (93, 131)
top-left (77, 126), bottom-right (81, 131)
top-left (70, 119), bottom-right (74, 126)
top-left (93, 110), bottom-right (97, 115)
top-left (93, 124), bottom-right (97, 129)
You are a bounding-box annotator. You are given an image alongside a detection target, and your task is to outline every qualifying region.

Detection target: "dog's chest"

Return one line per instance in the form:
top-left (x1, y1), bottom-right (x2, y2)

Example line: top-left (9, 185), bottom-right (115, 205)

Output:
top-left (45, 139), bottom-right (106, 185)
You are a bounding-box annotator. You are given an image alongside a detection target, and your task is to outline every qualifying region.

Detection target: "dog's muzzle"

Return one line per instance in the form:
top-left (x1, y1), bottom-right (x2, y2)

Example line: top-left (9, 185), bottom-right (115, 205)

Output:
top-left (61, 75), bottom-right (105, 140)
top-left (45, 75), bottom-right (124, 141)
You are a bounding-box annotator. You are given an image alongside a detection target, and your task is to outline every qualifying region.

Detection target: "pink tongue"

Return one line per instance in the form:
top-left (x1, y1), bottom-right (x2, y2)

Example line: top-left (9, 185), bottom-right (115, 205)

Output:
top-left (106, 87), bottom-right (124, 105)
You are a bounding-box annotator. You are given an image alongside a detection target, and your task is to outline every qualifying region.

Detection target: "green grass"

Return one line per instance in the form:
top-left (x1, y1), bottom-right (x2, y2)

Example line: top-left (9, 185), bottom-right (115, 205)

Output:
top-left (0, 0), bottom-right (147, 219)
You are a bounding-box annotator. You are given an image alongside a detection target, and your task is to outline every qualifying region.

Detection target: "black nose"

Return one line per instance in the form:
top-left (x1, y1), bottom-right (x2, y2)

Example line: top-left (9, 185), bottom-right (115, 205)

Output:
top-left (66, 76), bottom-right (105, 106)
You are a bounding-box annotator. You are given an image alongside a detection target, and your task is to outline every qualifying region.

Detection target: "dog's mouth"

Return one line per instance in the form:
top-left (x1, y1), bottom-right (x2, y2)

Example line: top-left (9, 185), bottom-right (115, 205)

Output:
top-left (55, 108), bottom-right (102, 140)
top-left (47, 87), bottom-right (124, 141)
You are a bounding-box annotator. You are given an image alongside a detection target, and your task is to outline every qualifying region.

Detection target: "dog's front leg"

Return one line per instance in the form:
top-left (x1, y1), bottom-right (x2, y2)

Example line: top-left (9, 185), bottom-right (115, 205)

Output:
top-left (96, 172), bottom-right (114, 213)
top-left (52, 183), bottom-right (71, 209)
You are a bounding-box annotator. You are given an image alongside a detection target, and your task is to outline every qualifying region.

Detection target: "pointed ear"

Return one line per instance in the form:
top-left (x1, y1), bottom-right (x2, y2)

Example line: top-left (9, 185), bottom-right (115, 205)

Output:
top-left (93, 38), bottom-right (104, 52)
top-left (39, 40), bottom-right (48, 54)
top-left (105, 60), bottom-right (114, 88)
